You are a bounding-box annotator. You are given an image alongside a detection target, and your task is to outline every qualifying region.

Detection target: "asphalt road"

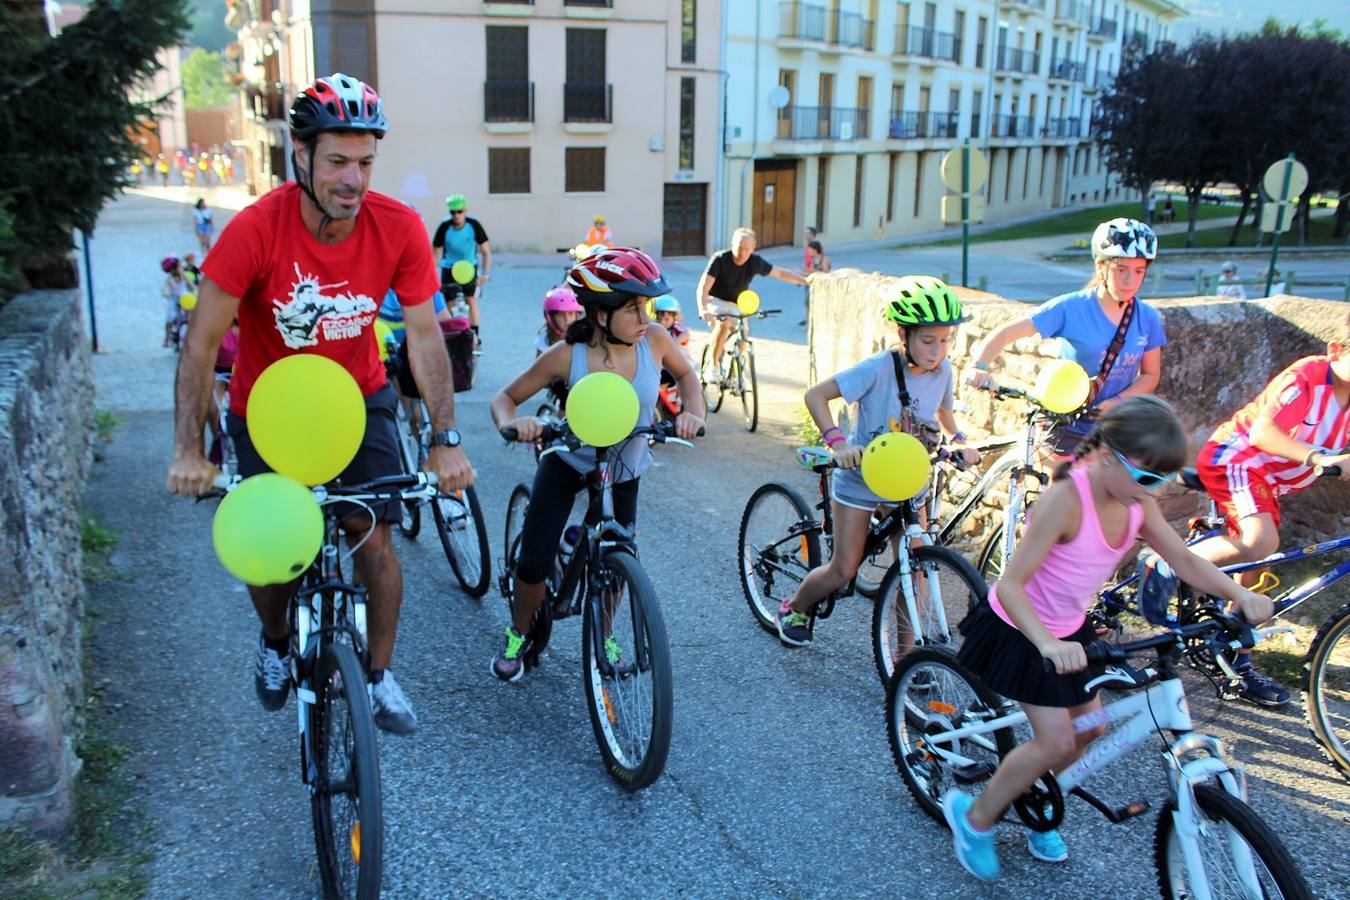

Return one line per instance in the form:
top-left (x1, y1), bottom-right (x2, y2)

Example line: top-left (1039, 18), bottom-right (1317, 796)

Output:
top-left (82, 191), bottom-right (1349, 898)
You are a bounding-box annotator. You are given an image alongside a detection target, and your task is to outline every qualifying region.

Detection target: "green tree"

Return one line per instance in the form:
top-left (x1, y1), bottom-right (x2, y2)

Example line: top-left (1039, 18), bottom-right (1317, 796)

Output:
top-left (182, 47), bottom-right (231, 108)
top-left (0, 0), bottom-right (191, 295)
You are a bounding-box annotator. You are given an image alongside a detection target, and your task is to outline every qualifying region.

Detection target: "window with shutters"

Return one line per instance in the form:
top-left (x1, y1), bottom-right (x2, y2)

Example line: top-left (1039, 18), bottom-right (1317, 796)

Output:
top-left (681, 0), bottom-right (697, 63)
top-left (565, 29), bottom-right (610, 122)
top-left (565, 147), bottom-right (605, 193)
top-left (488, 147), bottom-right (531, 194)
top-left (485, 26), bottom-right (532, 122)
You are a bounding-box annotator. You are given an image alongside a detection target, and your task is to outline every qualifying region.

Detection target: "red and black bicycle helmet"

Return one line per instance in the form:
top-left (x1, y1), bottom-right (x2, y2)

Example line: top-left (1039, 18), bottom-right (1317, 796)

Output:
top-left (288, 73), bottom-right (388, 141)
top-left (566, 247), bottom-right (670, 306)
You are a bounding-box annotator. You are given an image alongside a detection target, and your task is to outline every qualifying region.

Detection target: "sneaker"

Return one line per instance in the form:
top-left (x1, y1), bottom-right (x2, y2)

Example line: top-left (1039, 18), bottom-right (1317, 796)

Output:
top-left (942, 789), bottom-right (1000, 881)
top-left (1025, 828), bottom-right (1069, 863)
top-left (368, 671), bottom-right (417, 735)
top-left (254, 637), bottom-right (291, 711)
top-left (491, 626), bottom-right (527, 683)
top-left (1236, 658), bottom-right (1291, 707)
top-left (775, 601), bottom-right (813, 647)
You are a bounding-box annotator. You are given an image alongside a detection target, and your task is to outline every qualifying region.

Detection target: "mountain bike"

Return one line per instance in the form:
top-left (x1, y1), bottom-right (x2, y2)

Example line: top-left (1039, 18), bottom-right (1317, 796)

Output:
top-left (887, 610), bottom-right (1312, 899)
top-left (700, 308), bottom-right (778, 432)
top-left (738, 444), bottom-right (987, 685)
top-left (498, 418), bottom-right (697, 790)
top-left (203, 471), bottom-right (440, 900)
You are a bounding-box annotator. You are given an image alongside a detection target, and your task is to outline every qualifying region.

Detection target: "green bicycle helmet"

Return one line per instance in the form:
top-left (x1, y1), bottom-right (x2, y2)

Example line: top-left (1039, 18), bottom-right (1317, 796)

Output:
top-left (883, 276), bottom-right (966, 327)
top-left (446, 194), bottom-right (467, 212)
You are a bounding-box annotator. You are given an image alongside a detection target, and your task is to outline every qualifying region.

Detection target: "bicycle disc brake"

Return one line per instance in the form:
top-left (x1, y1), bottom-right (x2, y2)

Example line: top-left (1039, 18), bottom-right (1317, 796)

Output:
top-left (1011, 774), bottom-right (1064, 832)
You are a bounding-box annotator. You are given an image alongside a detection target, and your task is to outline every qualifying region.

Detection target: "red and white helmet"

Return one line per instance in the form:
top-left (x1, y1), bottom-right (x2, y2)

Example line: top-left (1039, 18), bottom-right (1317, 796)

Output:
top-left (566, 247), bottom-right (670, 308)
top-left (289, 73), bottom-right (388, 141)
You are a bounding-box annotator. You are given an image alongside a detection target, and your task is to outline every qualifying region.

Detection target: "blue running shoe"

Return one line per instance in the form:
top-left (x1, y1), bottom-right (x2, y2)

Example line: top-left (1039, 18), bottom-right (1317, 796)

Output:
top-left (1026, 828), bottom-right (1068, 863)
top-left (942, 789), bottom-right (1000, 880)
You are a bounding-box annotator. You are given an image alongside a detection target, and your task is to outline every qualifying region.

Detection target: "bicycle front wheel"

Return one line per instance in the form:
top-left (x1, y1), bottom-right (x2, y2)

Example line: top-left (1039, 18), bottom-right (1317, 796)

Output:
top-left (871, 545), bottom-right (985, 685)
top-left (738, 482), bottom-right (821, 634)
top-left (1154, 784), bottom-right (1311, 900)
top-left (1303, 601), bottom-right (1350, 783)
top-left (582, 550), bottom-right (673, 791)
top-left (434, 484), bottom-right (491, 598)
top-left (700, 345), bottom-right (724, 413)
top-left (394, 403), bottom-right (421, 540)
top-left (740, 348), bottom-right (759, 432)
top-left (308, 642), bottom-right (383, 900)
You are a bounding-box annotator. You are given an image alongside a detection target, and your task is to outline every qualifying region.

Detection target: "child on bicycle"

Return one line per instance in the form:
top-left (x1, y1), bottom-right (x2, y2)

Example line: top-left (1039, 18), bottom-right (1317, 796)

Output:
top-left (775, 276), bottom-right (980, 647)
top-left (1184, 309), bottom-right (1350, 705)
top-left (942, 396), bottom-right (1274, 882)
top-left (968, 218), bottom-right (1166, 456)
top-left (160, 255), bottom-right (190, 347)
top-left (652, 294), bottom-right (690, 346)
top-left (536, 286), bottom-right (583, 356)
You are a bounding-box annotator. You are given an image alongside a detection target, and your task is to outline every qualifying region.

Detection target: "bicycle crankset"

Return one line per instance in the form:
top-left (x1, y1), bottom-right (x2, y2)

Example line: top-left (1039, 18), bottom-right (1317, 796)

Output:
top-left (1011, 773), bottom-right (1064, 832)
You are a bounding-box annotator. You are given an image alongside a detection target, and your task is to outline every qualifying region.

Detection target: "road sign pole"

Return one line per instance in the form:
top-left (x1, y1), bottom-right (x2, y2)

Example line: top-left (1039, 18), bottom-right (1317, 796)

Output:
top-left (1265, 154), bottom-right (1294, 297)
top-left (961, 140), bottom-right (970, 286)
top-left (81, 229), bottom-right (98, 353)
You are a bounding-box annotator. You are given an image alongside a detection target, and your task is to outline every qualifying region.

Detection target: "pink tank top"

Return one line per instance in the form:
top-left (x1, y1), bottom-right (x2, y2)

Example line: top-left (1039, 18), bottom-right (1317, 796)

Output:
top-left (989, 465), bottom-right (1144, 638)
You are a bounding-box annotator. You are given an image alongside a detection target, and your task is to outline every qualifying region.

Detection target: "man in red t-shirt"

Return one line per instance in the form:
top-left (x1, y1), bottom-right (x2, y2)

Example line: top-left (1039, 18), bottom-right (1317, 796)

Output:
top-left (167, 74), bottom-right (474, 735)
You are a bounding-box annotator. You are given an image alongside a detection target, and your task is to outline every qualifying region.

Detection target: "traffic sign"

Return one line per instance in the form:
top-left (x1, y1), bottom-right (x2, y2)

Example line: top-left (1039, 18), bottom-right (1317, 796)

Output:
top-left (942, 194), bottom-right (986, 224)
top-left (1262, 157), bottom-right (1308, 204)
top-left (1259, 203), bottom-right (1293, 234)
top-left (941, 146), bottom-right (989, 193)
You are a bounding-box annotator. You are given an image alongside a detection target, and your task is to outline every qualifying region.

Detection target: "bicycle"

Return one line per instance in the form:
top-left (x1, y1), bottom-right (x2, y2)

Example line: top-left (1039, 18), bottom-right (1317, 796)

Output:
top-left (886, 611), bottom-right (1312, 898)
top-left (203, 471), bottom-right (440, 900)
top-left (699, 308), bottom-right (779, 433)
top-left (498, 417), bottom-right (696, 790)
top-left (737, 443), bottom-right (988, 685)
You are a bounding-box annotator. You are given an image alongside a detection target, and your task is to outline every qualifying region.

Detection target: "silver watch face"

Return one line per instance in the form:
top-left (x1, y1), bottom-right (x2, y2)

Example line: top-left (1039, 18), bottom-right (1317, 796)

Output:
top-left (433, 429), bottom-right (461, 447)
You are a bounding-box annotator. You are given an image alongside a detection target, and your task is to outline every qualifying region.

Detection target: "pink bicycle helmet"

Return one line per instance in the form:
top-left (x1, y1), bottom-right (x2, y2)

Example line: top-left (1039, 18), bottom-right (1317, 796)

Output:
top-left (161, 255), bottom-right (180, 273)
top-left (543, 287), bottom-right (583, 335)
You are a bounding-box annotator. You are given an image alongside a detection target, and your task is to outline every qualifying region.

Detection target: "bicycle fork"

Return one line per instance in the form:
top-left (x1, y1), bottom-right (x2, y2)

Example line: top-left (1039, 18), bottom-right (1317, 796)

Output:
top-left (1163, 733), bottom-right (1258, 900)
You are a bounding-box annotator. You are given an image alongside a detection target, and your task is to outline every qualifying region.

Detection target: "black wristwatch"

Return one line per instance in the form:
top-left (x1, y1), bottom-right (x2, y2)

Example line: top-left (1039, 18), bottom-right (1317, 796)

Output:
top-left (430, 428), bottom-right (462, 448)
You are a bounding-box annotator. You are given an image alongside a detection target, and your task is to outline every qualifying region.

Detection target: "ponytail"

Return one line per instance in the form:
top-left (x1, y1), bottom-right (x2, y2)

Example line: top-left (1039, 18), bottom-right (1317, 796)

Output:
top-left (1053, 429), bottom-right (1105, 482)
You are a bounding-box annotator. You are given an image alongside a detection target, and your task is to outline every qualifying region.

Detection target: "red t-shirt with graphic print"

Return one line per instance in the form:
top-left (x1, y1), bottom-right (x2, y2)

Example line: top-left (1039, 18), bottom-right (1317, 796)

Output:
top-left (201, 182), bottom-right (438, 417)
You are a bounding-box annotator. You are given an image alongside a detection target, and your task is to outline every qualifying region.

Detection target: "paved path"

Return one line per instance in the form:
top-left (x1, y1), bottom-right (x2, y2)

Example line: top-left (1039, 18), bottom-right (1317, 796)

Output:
top-left (82, 190), bottom-right (1349, 898)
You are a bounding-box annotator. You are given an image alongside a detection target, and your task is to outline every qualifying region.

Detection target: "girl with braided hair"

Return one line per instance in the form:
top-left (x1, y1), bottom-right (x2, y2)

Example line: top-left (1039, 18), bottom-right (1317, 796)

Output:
top-left (942, 396), bottom-right (1275, 882)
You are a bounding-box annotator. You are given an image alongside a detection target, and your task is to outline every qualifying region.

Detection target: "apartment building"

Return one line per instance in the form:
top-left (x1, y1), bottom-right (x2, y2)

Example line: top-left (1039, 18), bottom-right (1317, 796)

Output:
top-left (720, 0), bottom-right (1184, 249)
top-left (228, 0), bottom-right (723, 255)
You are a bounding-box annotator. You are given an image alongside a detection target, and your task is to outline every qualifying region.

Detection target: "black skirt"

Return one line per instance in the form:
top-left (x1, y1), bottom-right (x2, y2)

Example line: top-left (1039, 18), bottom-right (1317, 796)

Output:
top-left (956, 601), bottom-right (1102, 709)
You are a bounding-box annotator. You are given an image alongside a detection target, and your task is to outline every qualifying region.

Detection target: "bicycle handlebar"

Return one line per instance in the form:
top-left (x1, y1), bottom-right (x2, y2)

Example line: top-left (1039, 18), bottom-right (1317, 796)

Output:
top-left (500, 417), bottom-right (705, 448)
top-left (1041, 611), bottom-right (1257, 675)
top-left (200, 471), bottom-right (440, 502)
top-left (711, 309), bottom-right (781, 321)
top-left (973, 380), bottom-right (1098, 419)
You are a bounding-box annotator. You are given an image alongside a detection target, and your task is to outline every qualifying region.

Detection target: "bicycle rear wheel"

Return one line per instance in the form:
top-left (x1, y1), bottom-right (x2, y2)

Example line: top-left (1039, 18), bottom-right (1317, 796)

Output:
top-left (434, 485), bottom-right (491, 598)
top-left (740, 348), bottom-right (758, 432)
top-left (582, 550), bottom-right (672, 791)
top-left (501, 482), bottom-right (553, 662)
top-left (699, 345), bottom-right (724, 413)
top-left (308, 642), bottom-right (383, 900)
top-left (1303, 602), bottom-right (1350, 783)
top-left (394, 402), bottom-right (421, 540)
top-left (738, 482), bottom-right (821, 634)
top-left (871, 545), bottom-right (985, 685)
top-left (1154, 784), bottom-right (1311, 899)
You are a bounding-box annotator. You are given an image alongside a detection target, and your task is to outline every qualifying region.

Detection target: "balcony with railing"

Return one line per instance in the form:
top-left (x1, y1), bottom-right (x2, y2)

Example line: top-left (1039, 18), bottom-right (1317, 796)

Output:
top-left (777, 105), bottom-right (870, 140)
top-left (995, 46), bottom-right (1040, 75)
top-left (1007, 0), bottom-right (1048, 12)
top-left (1044, 117), bottom-right (1082, 139)
top-left (1088, 17), bottom-right (1117, 40)
top-left (1086, 67), bottom-right (1114, 91)
top-left (1126, 29), bottom-right (1149, 50)
top-left (484, 80), bottom-right (534, 123)
top-left (779, 3), bottom-right (875, 49)
top-left (1048, 57), bottom-right (1086, 82)
top-left (834, 10), bottom-right (876, 49)
top-left (564, 82), bottom-right (611, 123)
top-left (887, 109), bottom-right (958, 139)
top-left (894, 26), bottom-right (961, 63)
top-left (1053, 0), bottom-right (1090, 27)
top-left (991, 114), bottom-right (1035, 138)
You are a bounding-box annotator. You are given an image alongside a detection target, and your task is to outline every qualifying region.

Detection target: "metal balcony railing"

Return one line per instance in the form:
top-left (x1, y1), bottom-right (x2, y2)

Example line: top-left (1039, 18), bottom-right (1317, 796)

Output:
top-left (834, 10), bottom-right (876, 48)
top-left (1048, 58), bottom-right (1086, 81)
top-left (991, 114), bottom-right (1035, 138)
top-left (1007, 0), bottom-right (1047, 11)
top-left (1043, 117), bottom-right (1082, 138)
top-left (1053, 0), bottom-right (1090, 25)
top-left (1089, 17), bottom-right (1117, 39)
top-left (996, 47), bottom-right (1040, 74)
top-left (779, 2), bottom-right (828, 41)
top-left (894, 26), bottom-right (961, 62)
top-left (887, 110), bottom-right (958, 139)
top-left (563, 82), bottom-right (611, 123)
top-left (484, 80), bottom-right (534, 123)
top-left (778, 105), bottom-right (870, 140)
top-left (1127, 29), bottom-right (1149, 50)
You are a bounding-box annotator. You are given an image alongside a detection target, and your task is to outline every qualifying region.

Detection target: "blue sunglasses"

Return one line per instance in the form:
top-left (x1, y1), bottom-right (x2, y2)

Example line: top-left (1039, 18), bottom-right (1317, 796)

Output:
top-left (1110, 447), bottom-right (1168, 488)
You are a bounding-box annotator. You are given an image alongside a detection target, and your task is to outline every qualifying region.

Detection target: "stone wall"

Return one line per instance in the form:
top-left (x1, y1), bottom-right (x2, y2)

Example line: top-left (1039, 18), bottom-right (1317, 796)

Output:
top-left (0, 289), bottom-right (94, 834)
top-left (808, 270), bottom-right (1350, 545)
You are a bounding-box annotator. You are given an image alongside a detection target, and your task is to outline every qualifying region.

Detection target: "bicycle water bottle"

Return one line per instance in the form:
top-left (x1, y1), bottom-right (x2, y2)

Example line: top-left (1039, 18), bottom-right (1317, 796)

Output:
top-left (557, 525), bottom-right (582, 575)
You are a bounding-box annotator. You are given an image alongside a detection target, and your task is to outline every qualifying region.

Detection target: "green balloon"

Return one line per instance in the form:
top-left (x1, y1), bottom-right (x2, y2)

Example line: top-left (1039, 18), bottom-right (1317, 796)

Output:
top-left (451, 259), bottom-right (476, 285)
top-left (212, 473), bottom-right (323, 586)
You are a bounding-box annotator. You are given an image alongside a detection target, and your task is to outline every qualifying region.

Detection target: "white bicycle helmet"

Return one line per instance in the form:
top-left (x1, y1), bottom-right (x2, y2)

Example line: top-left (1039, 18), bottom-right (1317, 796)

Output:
top-left (1091, 218), bottom-right (1157, 261)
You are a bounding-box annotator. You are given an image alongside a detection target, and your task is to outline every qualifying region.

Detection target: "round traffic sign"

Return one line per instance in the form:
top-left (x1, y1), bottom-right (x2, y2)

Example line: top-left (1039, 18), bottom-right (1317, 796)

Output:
top-left (1262, 157), bottom-right (1309, 203)
top-left (941, 145), bottom-right (989, 193)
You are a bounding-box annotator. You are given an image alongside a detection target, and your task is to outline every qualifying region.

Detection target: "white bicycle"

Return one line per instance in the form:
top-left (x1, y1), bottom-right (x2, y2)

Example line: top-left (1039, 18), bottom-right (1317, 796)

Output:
top-left (886, 613), bottom-right (1311, 898)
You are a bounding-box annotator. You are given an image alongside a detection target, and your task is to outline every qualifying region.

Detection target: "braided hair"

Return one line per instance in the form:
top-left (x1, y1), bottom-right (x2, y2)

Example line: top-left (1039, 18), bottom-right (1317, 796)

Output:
top-left (1052, 396), bottom-right (1188, 482)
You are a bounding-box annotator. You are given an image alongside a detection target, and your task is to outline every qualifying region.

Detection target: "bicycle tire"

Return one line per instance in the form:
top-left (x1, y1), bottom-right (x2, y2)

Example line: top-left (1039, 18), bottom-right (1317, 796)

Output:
top-left (700, 345), bottom-right (724, 413)
top-left (886, 647), bottom-right (1013, 824)
top-left (582, 550), bottom-right (673, 791)
top-left (434, 484), bottom-right (491, 598)
top-left (308, 641), bottom-right (383, 900)
top-left (501, 482), bottom-right (531, 602)
top-left (871, 545), bottom-right (986, 686)
top-left (1153, 783), bottom-right (1311, 900)
top-left (738, 482), bottom-right (821, 634)
top-left (741, 348), bottom-right (758, 432)
top-left (394, 404), bottom-right (421, 540)
top-left (1302, 601), bottom-right (1350, 783)
top-left (977, 498), bottom-right (1034, 584)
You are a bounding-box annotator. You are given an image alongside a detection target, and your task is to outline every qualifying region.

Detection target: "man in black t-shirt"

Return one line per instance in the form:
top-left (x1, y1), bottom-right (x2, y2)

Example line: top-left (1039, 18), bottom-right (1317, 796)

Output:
top-left (697, 226), bottom-right (807, 377)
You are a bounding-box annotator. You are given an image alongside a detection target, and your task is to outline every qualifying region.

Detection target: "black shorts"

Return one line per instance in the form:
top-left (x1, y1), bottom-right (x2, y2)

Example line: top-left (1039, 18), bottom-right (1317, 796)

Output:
top-left (440, 271), bottom-right (478, 299)
top-left (956, 601), bottom-right (1103, 708)
top-left (514, 453), bottom-right (639, 585)
top-left (226, 381), bottom-right (403, 525)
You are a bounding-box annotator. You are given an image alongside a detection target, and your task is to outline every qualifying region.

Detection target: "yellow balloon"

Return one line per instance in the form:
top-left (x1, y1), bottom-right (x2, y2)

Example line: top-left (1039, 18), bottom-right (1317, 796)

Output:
top-left (247, 355), bottom-right (366, 485)
top-left (451, 259), bottom-right (476, 285)
top-left (572, 242), bottom-right (590, 259)
top-left (1035, 360), bottom-right (1092, 414)
top-left (179, 292), bottom-right (197, 311)
top-left (861, 432), bottom-right (932, 502)
top-left (736, 289), bottom-right (761, 315)
top-left (565, 371), bottom-right (640, 448)
top-left (374, 318), bottom-right (396, 362)
top-left (212, 473), bottom-right (322, 585)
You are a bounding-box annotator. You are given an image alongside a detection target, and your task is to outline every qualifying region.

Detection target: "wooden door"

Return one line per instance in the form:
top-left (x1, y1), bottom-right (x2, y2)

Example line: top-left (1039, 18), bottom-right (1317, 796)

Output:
top-left (752, 161), bottom-right (798, 248)
top-left (662, 183), bottom-right (707, 257)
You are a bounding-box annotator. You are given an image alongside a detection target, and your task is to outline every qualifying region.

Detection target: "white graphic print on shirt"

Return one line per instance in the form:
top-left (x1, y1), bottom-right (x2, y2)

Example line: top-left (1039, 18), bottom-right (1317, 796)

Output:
top-left (272, 263), bottom-right (378, 350)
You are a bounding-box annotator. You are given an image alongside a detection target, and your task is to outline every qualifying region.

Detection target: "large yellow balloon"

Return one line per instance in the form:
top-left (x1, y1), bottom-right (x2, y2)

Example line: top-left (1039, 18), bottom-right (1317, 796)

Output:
top-left (1035, 360), bottom-right (1091, 414)
top-left (248, 355), bottom-right (366, 485)
top-left (212, 473), bottom-right (323, 585)
top-left (861, 432), bottom-right (932, 502)
top-left (374, 318), bottom-right (396, 362)
top-left (565, 371), bottom-right (640, 448)
top-left (737, 289), bottom-right (761, 315)
top-left (179, 292), bottom-right (197, 311)
top-left (451, 259), bottom-right (476, 285)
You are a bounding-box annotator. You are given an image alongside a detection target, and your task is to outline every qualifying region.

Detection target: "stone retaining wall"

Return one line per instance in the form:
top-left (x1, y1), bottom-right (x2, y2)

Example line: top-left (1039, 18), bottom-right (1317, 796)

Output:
top-left (0, 289), bottom-right (94, 834)
top-left (808, 271), bottom-right (1350, 546)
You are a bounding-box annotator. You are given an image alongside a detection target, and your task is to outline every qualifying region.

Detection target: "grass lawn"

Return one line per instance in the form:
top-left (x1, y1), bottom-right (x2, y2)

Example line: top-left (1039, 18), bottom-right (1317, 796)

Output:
top-left (1159, 210), bottom-right (1348, 250)
top-left (907, 199), bottom-right (1234, 248)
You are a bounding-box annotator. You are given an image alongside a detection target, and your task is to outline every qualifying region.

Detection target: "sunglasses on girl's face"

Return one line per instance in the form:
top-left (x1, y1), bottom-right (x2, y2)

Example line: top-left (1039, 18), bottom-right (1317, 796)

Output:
top-left (1110, 447), bottom-right (1169, 488)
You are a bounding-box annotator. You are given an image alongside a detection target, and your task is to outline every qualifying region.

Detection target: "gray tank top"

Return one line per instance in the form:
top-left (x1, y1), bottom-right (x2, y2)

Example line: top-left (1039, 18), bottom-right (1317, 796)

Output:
top-left (557, 337), bottom-right (659, 482)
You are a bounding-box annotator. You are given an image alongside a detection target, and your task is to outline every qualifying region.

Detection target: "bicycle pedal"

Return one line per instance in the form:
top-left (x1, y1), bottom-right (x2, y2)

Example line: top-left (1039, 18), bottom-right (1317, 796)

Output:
top-left (952, 762), bottom-right (996, 784)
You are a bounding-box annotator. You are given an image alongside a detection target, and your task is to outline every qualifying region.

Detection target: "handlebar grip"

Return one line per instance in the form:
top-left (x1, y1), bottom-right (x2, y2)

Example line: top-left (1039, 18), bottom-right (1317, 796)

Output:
top-left (500, 427), bottom-right (519, 442)
top-left (1323, 464), bottom-right (1342, 477)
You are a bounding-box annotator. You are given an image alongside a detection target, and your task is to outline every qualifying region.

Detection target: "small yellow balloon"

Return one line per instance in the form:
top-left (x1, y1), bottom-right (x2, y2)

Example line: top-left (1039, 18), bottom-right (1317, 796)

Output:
top-left (573, 242), bottom-right (590, 259)
top-left (736, 290), bottom-right (761, 316)
top-left (373, 319), bottom-right (396, 362)
top-left (179, 292), bottom-right (197, 311)
top-left (565, 371), bottom-right (640, 448)
top-left (861, 432), bottom-right (932, 502)
top-left (451, 259), bottom-right (476, 285)
top-left (1035, 360), bottom-right (1092, 414)
top-left (212, 473), bottom-right (323, 585)
top-left (247, 355), bottom-right (366, 485)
